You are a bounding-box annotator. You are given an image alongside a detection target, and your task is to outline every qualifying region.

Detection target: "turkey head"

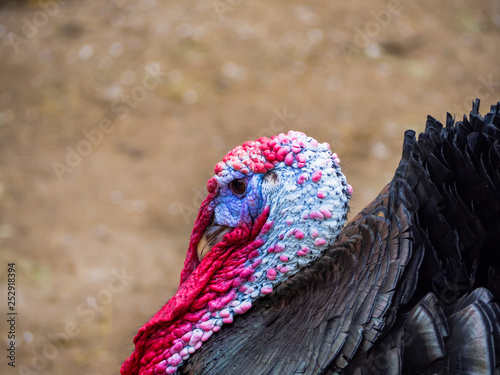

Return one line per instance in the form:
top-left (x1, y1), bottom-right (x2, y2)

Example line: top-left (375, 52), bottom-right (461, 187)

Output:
top-left (121, 131), bottom-right (352, 375)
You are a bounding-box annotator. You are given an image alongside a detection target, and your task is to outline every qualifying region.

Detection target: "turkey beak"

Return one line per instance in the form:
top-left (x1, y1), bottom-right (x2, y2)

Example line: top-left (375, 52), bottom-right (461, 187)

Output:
top-left (197, 224), bottom-right (233, 261)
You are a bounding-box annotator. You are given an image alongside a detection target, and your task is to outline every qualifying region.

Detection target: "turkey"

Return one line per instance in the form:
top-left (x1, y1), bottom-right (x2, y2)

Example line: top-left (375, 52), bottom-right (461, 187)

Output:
top-left (122, 99), bottom-right (500, 375)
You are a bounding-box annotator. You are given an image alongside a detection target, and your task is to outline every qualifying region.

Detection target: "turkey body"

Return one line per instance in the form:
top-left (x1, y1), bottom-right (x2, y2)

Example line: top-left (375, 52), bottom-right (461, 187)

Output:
top-left (122, 101), bottom-right (500, 375)
top-left (178, 100), bottom-right (500, 375)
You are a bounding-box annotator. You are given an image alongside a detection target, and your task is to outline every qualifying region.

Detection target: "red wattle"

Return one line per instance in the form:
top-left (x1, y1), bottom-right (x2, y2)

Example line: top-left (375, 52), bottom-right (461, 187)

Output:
top-left (120, 197), bottom-right (270, 375)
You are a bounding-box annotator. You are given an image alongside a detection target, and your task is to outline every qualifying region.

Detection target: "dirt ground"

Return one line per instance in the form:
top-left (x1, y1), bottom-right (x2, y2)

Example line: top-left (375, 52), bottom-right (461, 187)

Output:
top-left (0, 0), bottom-right (499, 374)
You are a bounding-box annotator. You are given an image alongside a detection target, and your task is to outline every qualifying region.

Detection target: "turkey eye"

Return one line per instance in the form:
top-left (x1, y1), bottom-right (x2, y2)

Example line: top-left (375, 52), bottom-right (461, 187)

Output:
top-left (229, 179), bottom-right (246, 196)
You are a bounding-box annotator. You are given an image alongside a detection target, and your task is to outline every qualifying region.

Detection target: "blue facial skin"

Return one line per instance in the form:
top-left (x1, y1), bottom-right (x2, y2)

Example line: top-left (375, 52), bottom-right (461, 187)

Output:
top-left (212, 171), bottom-right (267, 229)
top-left (211, 165), bottom-right (303, 231)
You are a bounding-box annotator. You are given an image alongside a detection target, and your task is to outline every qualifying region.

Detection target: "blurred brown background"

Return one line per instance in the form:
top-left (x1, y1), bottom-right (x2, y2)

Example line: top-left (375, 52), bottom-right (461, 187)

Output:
top-left (0, 0), bottom-right (499, 374)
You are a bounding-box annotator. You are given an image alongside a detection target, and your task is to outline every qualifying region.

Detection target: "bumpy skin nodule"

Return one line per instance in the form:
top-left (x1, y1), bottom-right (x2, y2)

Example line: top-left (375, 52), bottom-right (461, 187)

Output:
top-left (121, 131), bottom-right (352, 375)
